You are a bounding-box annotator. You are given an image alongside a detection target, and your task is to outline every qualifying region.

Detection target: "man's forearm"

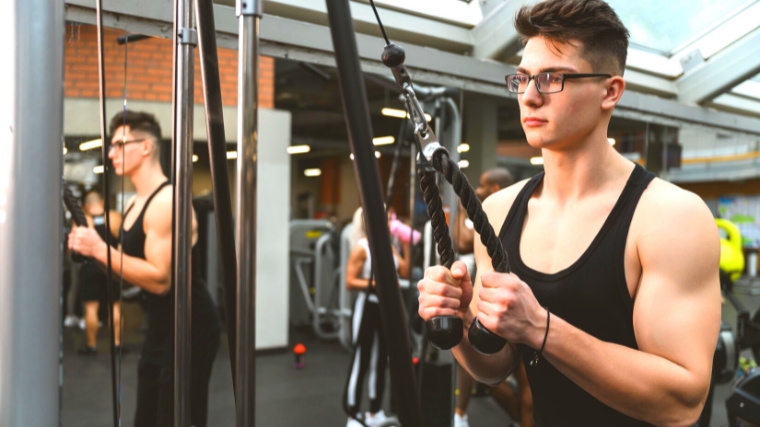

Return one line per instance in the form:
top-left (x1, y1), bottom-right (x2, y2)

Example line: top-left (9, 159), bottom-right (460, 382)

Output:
top-left (539, 315), bottom-right (707, 426)
top-left (93, 245), bottom-right (170, 295)
top-left (452, 309), bottom-right (518, 385)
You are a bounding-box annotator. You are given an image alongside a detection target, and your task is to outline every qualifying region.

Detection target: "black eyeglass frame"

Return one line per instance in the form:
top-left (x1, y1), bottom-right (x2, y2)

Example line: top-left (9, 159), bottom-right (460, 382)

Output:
top-left (108, 138), bottom-right (146, 151)
top-left (505, 73), bottom-right (612, 94)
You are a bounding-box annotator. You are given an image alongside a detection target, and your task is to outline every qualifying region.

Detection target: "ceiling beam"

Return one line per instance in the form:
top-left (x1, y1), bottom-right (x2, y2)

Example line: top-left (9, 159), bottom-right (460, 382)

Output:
top-left (64, 0), bottom-right (760, 136)
top-left (471, 0), bottom-right (531, 60)
top-left (677, 27), bottom-right (760, 105)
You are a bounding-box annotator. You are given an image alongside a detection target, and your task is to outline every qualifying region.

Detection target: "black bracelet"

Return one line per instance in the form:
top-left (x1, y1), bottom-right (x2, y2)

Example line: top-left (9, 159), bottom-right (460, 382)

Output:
top-left (530, 307), bottom-right (550, 367)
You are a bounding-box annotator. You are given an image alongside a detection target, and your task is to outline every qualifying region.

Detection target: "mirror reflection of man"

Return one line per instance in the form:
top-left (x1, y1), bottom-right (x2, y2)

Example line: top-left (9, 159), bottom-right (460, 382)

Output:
top-left (69, 111), bottom-right (221, 427)
top-left (418, 1), bottom-right (720, 426)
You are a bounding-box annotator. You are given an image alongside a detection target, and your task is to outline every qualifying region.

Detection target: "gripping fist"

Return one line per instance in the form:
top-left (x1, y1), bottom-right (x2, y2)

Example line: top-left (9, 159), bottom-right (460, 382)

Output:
top-left (68, 226), bottom-right (106, 258)
top-left (477, 271), bottom-right (545, 346)
top-left (417, 260), bottom-right (473, 321)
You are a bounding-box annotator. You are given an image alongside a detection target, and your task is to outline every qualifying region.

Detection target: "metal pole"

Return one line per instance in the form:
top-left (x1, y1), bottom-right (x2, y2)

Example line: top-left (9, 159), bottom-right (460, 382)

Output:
top-left (325, 0), bottom-right (425, 425)
top-left (236, 0), bottom-right (262, 425)
top-left (0, 0), bottom-right (64, 425)
top-left (172, 0), bottom-right (196, 424)
top-left (194, 0), bottom-right (239, 392)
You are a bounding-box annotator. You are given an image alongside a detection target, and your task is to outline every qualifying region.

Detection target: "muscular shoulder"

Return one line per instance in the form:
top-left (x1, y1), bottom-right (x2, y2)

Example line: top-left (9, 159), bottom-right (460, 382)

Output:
top-left (143, 185), bottom-right (174, 234)
top-left (481, 178), bottom-right (531, 231)
top-left (633, 178), bottom-right (719, 268)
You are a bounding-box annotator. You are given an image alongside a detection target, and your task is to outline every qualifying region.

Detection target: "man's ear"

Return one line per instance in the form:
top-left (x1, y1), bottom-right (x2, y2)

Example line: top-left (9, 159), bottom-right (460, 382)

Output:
top-left (139, 138), bottom-right (152, 157)
top-left (601, 76), bottom-right (625, 111)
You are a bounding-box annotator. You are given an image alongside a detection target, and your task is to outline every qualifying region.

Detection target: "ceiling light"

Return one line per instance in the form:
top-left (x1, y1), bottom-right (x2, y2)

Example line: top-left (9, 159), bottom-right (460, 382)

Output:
top-left (458, 159), bottom-right (469, 169)
top-left (373, 136), bottom-right (395, 146)
top-left (93, 165), bottom-right (104, 174)
top-left (457, 143), bottom-right (470, 153)
top-left (192, 154), bottom-right (198, 163)
top-left (286, 145), bottom-right (311, 154)
top-left (304, 168), bottom-right (322, 177)
top-left (375, 151), bottom-right (382, 158)
top-left (79, 139), bottom-right (103, 151)
top-left (381, 108), bottom-right (432, 122)
top-left (350, 153), bottom-right (354, 160)
top-left (530, 157), bottom-right (544, 165)
top-left (63, 146), bottom-right (68, 155)
top-left (227, 151), bottom-right (237, 160)
top-left (608, 138), bottom-right (616, 146)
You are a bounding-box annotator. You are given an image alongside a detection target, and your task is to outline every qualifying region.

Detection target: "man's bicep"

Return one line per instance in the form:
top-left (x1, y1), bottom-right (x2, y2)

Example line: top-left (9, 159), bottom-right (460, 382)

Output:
top-left (633, 195), bottom-right (721, 377)
top-left (143, 209), bottom-right (173, 280)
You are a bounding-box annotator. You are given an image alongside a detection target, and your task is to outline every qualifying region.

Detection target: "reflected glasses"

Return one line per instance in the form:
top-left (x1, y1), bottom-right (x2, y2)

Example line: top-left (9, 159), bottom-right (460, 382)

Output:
top-left (505, 73), bottom-right (611, 94)
top-left (108, 138), bottom-right (146, 151)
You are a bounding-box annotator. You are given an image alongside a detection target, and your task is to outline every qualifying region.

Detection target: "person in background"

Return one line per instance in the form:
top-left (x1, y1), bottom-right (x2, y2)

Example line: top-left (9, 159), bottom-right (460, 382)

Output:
top-left (452, 168), bottom-right (532, 427)
top-left (344, 207), bottom-right (411, 427)
top-left (76, 190), bottom-right (123, 355)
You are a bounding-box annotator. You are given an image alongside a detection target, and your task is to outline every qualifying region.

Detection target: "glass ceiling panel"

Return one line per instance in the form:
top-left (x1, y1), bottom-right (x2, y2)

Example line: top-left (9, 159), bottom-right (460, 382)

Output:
top-left (606, 0), bottom-right (753, 54)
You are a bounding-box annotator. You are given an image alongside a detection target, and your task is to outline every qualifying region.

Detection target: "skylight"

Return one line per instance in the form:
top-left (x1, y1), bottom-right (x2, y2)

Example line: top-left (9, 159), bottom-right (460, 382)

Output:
top-left (606, 0), bottom-right (755, 54)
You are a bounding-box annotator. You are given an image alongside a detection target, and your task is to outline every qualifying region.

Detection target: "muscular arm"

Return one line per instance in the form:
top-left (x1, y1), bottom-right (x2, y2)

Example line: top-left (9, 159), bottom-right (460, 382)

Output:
top-left (529, 187), bottom-right (721, 426)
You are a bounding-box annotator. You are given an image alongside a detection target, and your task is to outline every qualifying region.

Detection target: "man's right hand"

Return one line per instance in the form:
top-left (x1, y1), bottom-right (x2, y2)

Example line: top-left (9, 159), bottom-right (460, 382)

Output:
top-left (417, 260), bottom-right (473, 321)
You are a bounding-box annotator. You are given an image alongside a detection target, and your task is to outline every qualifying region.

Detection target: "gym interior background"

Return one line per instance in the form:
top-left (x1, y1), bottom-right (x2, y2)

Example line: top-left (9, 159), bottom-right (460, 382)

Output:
top-left (4, 0), bottom-right (760, 426)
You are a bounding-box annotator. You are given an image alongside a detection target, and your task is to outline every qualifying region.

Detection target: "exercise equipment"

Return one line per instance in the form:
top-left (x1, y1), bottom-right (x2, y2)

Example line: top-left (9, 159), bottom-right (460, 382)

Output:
top-left (709, 219), bottom-right (760, 427)
top-left (326, 0), bottom-right (424, 424)
top-left (289, 220), bottom-right (339, 332)
top-left (726, 368), bottom-right (760, 427)
top-left (718, 218), bottom-right (745, 282)
top-left (369, 14), bottom-right (507, 354)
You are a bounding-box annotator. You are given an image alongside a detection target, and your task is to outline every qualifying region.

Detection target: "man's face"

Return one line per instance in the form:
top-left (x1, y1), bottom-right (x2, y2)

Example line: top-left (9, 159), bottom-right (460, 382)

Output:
top-left (108, 125), bottom-right (153, 176)
top-left (475, 174), bottom-right (497, 201)
top-left (517, 37), bottom-right (611, 151)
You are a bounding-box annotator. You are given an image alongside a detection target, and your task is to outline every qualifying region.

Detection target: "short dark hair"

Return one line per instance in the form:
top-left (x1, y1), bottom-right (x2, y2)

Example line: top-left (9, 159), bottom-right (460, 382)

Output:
top-left (109, 110), bottom-right (162, 143)
top-left (514, 0), bottom-right (630, 75)
top-left (483, 168), bottom-right (514, 190)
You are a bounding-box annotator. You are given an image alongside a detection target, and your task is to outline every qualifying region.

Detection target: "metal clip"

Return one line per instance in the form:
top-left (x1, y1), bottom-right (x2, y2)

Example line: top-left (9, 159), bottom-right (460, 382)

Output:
top-left (179, 28), bottom-right (197, 46)
top-left (402, 84), bottom-right (429, 138)
top-left (237, 0), bottom-right (263, 17)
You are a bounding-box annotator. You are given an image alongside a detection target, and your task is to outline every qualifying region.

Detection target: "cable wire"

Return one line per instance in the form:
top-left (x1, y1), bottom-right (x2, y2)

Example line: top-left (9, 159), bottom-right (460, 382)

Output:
top-left (368, 0), bottom-right (391, 45)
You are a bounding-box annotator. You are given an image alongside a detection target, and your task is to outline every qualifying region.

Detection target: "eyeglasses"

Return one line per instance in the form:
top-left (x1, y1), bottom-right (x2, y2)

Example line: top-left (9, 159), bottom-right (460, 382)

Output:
top-left (108, 138), bottom-right (145, 151)
top-left (505, 73), bottom-right (611, 94)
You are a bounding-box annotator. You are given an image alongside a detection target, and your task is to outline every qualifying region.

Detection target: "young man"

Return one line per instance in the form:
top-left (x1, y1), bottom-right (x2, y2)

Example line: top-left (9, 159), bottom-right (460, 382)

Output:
top-left (452, 168), bottom-right (533, 427)
top-left (77, 190), bottom-right (123, 355)
top-left (417, 1), bottom-right (721, 426)
top-left (69, 111), bottom-right (221, 427)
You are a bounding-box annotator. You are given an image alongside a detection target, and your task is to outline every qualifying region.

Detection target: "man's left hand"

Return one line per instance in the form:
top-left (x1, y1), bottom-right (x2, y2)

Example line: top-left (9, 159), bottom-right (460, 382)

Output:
top-left (68, 227), bottom-right (106, 259)
top-left (477, 271), bottom-right (548, 349)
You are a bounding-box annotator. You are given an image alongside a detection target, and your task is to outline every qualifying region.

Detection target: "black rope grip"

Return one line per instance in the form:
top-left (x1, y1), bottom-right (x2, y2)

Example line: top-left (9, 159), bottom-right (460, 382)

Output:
top-left (63, 184), bottom-right (89, 263)
top-left (422, 148), bottom-right (508, 355)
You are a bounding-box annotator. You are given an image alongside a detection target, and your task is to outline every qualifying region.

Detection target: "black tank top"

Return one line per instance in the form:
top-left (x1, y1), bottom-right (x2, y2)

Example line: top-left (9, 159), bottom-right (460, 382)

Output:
top-left (499, 164), bottom-right (656, 427)
top-left (122, 182), bottom-right (220, 366)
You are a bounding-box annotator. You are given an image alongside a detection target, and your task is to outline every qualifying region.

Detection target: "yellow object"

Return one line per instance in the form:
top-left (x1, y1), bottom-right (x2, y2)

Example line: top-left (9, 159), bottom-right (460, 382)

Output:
top-left (716, 218), bottom-right (745, 282)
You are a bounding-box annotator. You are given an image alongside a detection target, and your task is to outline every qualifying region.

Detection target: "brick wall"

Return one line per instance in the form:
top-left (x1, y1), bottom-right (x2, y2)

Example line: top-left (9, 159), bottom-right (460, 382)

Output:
top-left (64, 24), bottom-right (274, 108)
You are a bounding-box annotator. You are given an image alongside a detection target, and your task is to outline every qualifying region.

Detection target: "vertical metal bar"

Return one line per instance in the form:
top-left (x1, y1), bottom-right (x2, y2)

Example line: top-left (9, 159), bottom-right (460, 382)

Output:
top-left (236, 0), bottom-right (262, 425)
top-left (324, 0), bottom-right (425, 425)
top-left (0, 0), bottom-right (64, 425)
top-left (172, 0), bottom-right (196, 424)
top-left (194, 0), bottom-right (239, 393)
top-left (95, 1), bottom-right (119, 424)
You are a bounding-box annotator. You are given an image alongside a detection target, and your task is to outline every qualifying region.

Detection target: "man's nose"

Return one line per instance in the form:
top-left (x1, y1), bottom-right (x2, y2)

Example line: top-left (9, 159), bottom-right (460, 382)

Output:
top-left (521, 77), bottom-right (543, 108)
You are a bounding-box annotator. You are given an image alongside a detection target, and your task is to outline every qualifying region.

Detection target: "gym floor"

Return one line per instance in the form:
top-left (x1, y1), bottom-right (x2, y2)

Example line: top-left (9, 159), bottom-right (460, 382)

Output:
top-left (62, 292), bottom-right (758, 427)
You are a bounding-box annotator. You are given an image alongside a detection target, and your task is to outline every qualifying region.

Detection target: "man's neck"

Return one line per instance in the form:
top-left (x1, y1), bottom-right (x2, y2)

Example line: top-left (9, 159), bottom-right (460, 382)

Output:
top-left (128, 161), bottom-right (168, 198)
top-left (540, 133), bottom-right (633, 203)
